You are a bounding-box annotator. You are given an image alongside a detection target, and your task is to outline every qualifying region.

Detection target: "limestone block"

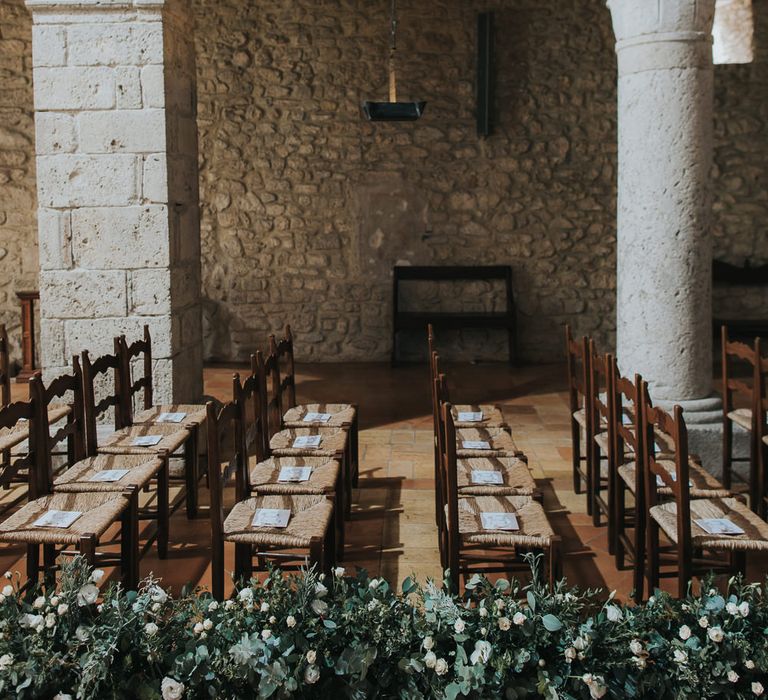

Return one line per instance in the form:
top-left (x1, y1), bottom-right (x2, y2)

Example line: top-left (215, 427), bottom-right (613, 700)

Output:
top-left (34, 112), bottom-right (76, 154)
top-left (115, 66), bottom-right (142, 109)
top-left (37, 207), bottom-right (72, 270)
top-left (41, 269), bottom-right (127, 318)
top-left (71, 205), bottom-right (170, 268)
top-left (140, 65), bottom-right (165, 108)
top-left (31, 25), bottom-right (66, 67)
top-left (129, 268), bottom-right (172, 315)
top-left (33, 67), bottom-right (115, 110)
top-left (37, 154), bottom-right (138, 207)
top-left (39, 319), bottom-right (65, 368)
top-left (77, 109), bottom-right (166, 153)
top-left (65, 315), bottom-right (173, 359)
top-left (142, 153), bottom-right (167, 202)
top-left (67, 22), bottom-right (163, 67)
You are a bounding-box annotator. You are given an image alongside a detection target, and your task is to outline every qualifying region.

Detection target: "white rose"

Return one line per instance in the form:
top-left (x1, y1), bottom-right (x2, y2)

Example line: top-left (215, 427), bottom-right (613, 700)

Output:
top-left (315, 582), bottom-right (328, 598)
top-left (753, 682), bottom-right (765, 696)
top-left (454, 619), bottom-right (465, 634)
top-left (45, 613), bottom-right (56, 629)
top-left (1, 586), bottom-right (12, 597)
top-left (286, 615), bottom-right (296, 628)
top-left (435, 658), bottom-right (449, 676)
top-left (333, 567), bottom-right (345, 578)
top-left (193, 622), bottom-right (204, 635)
top-left (368, 578), bottom-right (379, 590)
top-left (237, 588), bottom-right (253, 602)
top-left (679, 625), bottom-right (691, 640)
top-left (673, 649), bottom-right (688, 664)
top-left (3, 572), bottom-right (10, 580)
top-left (423, 635), bottom-right (434, 650)
top-left (33, 596), bottom-right (46, 609)
top-left (224, 600), bottom-right (235, 610)
top-left (647, 596), bottom-right (656, 605)
top-left (479, 607), bottom-right (488, 618)
top-left (77, 584), bottom-right (99, 607)
top-left (496, 599), bottom-right (505, 611)
top-left (152, 603), bottom-right (161, 612)
top-left (698, 616), bottom-right (709, 628)
top-left (746, 660), bottom-right (756, 670)
top-left (208, 601), bottom-right (219, 612)
top-left (306, 650), bottom-right (317, 664)
top-left (304, 664), bottom-right (320, 685)
top-left (145, 622), bottom-right (159, 636)
top-left (739, 601), bottom-right (750, 617)
top-left (469, 640), bottom-right (492, 665)
top-left (605, 605), bottom-right (622, 622)
top-left (90, 569), bottom-right (105, 583)
top-left (513, 612), bottom-right (526, 626)
top-left (53, 694), bottom-right (72, 700)
top-left (707, 626), bottom-right (724, 643)
top-left (498, 616), bottom-right (511, 631)
top-left (311, 599), bottom-right (328, 616)
top-left (480, 627), bottom-right (487, 636)
top-left (574, 635), bottom-right (588, 650)
top-left (629, 639), bottom-right (643, 655)
top-left (75, 625), bottom-right (89, 641)
top-left (424, 651), bottom-right (437, 668)
top-left (57, 603), bottom-right (69, 616)
top-left (201, 619), bottom-right (212, 631)
top-left (261, 629), bottom-right (271, 640)
top-left (160, 677), bottom-right (185, 700)
top-left (728, 671), bottom-right (740, 683)
top-left (150, 586), bottom-right (168, 604)
top-left (564, 647), bottom-right (577, 662)
top-left (260, 602), bottom-right (270, 613)
top-left (0, 654), bottom-right (13, 671)
top-left (726, 602), bottom-right (739, 616)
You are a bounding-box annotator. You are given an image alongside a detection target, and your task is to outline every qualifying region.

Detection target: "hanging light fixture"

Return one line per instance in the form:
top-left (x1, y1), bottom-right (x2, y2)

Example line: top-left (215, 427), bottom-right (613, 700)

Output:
top-left (363, 0), bottom-right (426, 121)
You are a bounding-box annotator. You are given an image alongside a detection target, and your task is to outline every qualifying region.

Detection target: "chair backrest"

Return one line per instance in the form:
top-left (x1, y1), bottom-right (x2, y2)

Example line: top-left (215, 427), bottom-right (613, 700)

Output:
top-left (589, 340), bottom-right (613, 441)
top-left (29, 358), bottom-right (86, 486)
top-left (259, 349), bottom-right (283, 442)
top-left (640, 381), bottom-right (693, 589)
top-left (269, 324), bottom-right (297, 411)
top-left (721, 325), bottom-right (759, 420)
top-left (0, 325), bottom-right (10, 408)
top-left (612, 370), bottom-right (643, 462)
top-left (440, 400), bottom-right (461, 581)
top-left (120, 325), bottom-right (154, 416)
top-left (81, 340), bottom-right (126, 455)
top-left (0, 397), bottom-right (38, 496)
top-left (233, 367), bottom-right (266, 490)
top-left (565, 325), bottom-right (591, 422)
top-left (206, 399), bottom-right (243, 545)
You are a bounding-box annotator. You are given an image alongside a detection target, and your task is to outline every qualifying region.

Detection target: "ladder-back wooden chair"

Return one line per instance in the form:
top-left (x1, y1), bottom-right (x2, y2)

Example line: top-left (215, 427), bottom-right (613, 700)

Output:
top-left (0, 391), bottom-right (139, 589)
top-left (117, 329), bottom-right (205, 518)
top-left (754, 350), bottom-right (768, 518)
top-left (642, 383), bottom-right (768, 599)
top-left (721, 326), bottom-right (760, 506)
top-left (439, 401), bottom-right (559, 595)
top-left (565, 325), bottom-right (591, 509)
top-left (588, 343), bottom-right (614, 529)
top-left (207, 399), bottom-right (335, 600)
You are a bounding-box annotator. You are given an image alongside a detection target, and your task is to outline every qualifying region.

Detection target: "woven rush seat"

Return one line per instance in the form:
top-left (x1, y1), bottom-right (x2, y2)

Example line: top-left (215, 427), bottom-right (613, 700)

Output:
top-left (223, 494), bottom-right (334, 548)
top-left (0, 491), bottom-right (129, 545)
top-left (99, 423), bottom-right (190, 456)
top-left (282, 403), bottom-right (355, 428)
top-left (456, 457), bottom-right (536, 496)
top-left (269, 427), bottom-right (347, 457)
top-left (451, 404), bottom-right (506, 429)
top-left (0, 419), bottom-right (31, 452)
top-left (54, 454), bottom-right (163, 493)
top-left (650, 497), bottom-right (768, 552)
top-left (250, 456), bottom-right (340, 495)
top-left (619, 459), bottom-right (730, 498)
top-left (727, 408), bottom-right (752, 431)
top-left (133, 404), bottom-right (207, 427)
top-left (455, 427), bottom-right (519, 458)
top-left (450, 495), bottom-right (555, 548)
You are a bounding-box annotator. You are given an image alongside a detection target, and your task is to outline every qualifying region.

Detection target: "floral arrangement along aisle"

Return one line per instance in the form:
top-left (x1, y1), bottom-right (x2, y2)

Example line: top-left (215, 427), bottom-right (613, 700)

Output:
top-left (0, 558), bottom-right (765, 699)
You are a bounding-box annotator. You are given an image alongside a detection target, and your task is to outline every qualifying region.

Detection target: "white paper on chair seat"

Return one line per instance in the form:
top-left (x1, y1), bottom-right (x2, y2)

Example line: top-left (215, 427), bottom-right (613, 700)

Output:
top-left (90, 469), bottom-right (130, 483)
top-left (480, 512), bottom-right (519, 531)
top-left (471, 470), bottom-right (504, 485)
top-left (132, 435), bottom-right (163, 447)
top-left (252, 508), bottom-right (291, 528)
top-left (656, 473), bottom-right (693, 488)
top-left (292, 435), bottom-right (322, 449)
top-left (695, 518), bottom-right (745, 536)
top-left (157, 412), bottom-right (187, 423)
top-left (303, 412), bottom-right (332, 423)
top-left (458, 411), bottom-right (484, 423)
top-left (462, 440), bottom-right (490, 450)
top-left (278, 466), bottom-right (312, 482)
top-left (33, 510), bottom-right (81, 528)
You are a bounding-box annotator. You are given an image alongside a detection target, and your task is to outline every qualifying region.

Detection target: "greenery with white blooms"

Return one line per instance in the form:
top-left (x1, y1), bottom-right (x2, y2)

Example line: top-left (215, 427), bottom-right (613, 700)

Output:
top-left (0, 557), bottom-right (764, 699)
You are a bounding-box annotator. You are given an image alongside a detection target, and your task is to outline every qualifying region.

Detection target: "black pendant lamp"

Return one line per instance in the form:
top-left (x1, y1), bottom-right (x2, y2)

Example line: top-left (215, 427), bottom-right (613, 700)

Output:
top-left (363, 0), bottom-right (426, 121)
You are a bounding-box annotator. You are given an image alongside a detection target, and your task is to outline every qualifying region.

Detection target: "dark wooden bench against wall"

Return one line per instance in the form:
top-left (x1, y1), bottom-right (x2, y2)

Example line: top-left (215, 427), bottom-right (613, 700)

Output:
top-left (713, 260), bottom-right (768, 341)
top-left (391, 265), bottom-right (517, 365)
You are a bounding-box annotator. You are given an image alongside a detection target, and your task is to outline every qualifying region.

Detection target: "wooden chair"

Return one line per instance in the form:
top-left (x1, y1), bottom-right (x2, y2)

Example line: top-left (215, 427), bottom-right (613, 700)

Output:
top-left (439, 401), bottom-right (559, 595)
top-left (642, 382), bottom-right (768, 599)
top-left (588, 343), bottom-right (614, 529)
top-left (565, 325), bottom-right (592, 510)
top-left (0, 393), bottom-right (139, 589)
top-left (754, 350), bottom-right (768, 518)
top-left (81, 344), bottom-right (188, 558)
top-left (269, 325), bottom-right (359, 488)
top-left (207, 399), bottom-right (335, 600)
top-left (117, 329), bottom-right (205, 518)
top-left (721, 326), bottom-right (760, 507)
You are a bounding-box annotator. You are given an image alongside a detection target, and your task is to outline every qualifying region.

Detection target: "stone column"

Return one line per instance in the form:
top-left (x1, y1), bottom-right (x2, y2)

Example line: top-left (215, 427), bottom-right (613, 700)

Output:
top-left (26, 0), bottom-right (202, 403)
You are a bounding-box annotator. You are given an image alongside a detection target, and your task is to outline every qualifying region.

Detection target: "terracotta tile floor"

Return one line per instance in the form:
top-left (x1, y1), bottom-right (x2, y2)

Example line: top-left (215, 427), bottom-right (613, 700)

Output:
top-left (2, 362), bottom-right (765, 599)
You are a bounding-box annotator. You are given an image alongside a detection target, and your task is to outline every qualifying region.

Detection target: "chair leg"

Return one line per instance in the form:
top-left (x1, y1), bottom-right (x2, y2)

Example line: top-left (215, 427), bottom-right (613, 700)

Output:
top-left (334, 491), bottom-right (345, 562)
top-left (157, 456), bottom-right (170, 559)
top-left (79, 534), bottom-right (97, 570)
top-left (351, 408), bottom-right (359, 488)
top-left (632, 505), bottom-right (646, 604)
top-left (43, 544), bottom-right (57, 589)
top-left (722, 418), bottom-right (733, 490)
top-left (614, 479), bottom-right (626, 570)
top-left (309, 538), bottom-right (323, 574)
top-left (121, 489), bottom-right (139, 590)
top-left (342, 450), bottom-right (352, 520)
top-left (25, 544), bottom-right (39, 587)
top-left (323, 519), bottom-right (336, 575)
top-left (749, 428), bottom-right (759, 513)
top-left (584, 431), bottom-right (593, 517)
top-left (571, 419), bottom-right (582, 494)
top-left (646, 521), bottom-right (659, 601)
top-left (184, 428), bottom-right (199, 519)
top-left (212, 539), bottom-right (225, 601)
top-left (234, 543), bottom-right (251, 590)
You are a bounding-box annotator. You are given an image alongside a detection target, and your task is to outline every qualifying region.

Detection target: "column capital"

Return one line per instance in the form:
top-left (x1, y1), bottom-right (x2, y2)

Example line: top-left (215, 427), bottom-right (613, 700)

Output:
top-left (25, 0), bottom-right (166, 12)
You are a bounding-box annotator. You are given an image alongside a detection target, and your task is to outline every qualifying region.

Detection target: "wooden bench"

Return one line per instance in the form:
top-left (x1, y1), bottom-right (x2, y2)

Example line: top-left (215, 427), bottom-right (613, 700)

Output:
top-left (391, 265), bottom-right (517, 365)
top-left (713, 260), bottom-right (768, 340)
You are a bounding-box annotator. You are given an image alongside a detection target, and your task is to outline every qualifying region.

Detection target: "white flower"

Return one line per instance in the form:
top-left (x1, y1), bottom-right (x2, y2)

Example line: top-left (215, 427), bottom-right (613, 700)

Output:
top-left (224, 600), bottom-right (235, 611)
top-left (45, 613), bottom-right (56, 629)
top-left (52, 694), bottom-right (72, 700)
top-left (582, 674), bottom-right (608, 699)
top-left (286, 615), bottom-right (296, 628)
top-left (647, 596), bottom-right (656, 605)
top-left (311, 599), bottom-right (328, 616)
top-left (1, 585), bottom-right (12, 597)
top-left (513, 611), bottom-right (526, 626)
top-left (33, 596), bottom-right (46, 609)
top-left (3, 572), bottom-right (10, 580)
top-left (306, 650), bottom-right (317, 664)
top-left (726, 602), bottom-right (739, 616)
top-left (573, 635), bottom-right (588, 650)
top-left (333, 566), bottom-right (345, 578)
top-left (90, 569), bottom-right (105, 583)
top-left (315, 582), bottom-right (328, 598)
top-left (498, 616), bottom-right (511, 631)
top-left (260, 601), bottom-right (270, 613)
top-left (739, 601), bottom-right (750, 617)
top-left (673, 649), bottom-right (688, 665)
top-left (261, 629), bottom-right (271, 641)
top-left (201, 618), bottom-right (212, 631)
top-left (633, 656), bottom-right (646, 669)
top-left (150, 586), bottom-right (168, 604)
top-left (208, 601), bottom-right (219, 612)
top-left (753, 682), bottom-right (765, 696)
top-left (145, 622), bottom-right (159, 636)
top-left (152, 603), bottom-right (161, 612)
top-left (629, 639), bottom-right (643, 655)
top-left (469, 640), bottom-right (492, 665)
top-left (479, 607), bottom-right (488, 618)
top-left (304, 664), bottom-right (320, 685)
top-left (435, 658), bottom-right (449, 676)
top-left (423, 651), bottom-right (437, 668)
top-left (496, 599), bottom-right (505, 611)
top-left (605, 605), bottom-right (622, 622)
top-left (20, 614), bottom-right (44, 633)
top-left (679, 625), bottom-right (691, 640)
top-left (368, 578), bottom-right (379, 590)
top-left (57, 603), bottom-right (69, 616)
top-left (160, 677), bottom-right (185, 700)
top-left (0, 654), bottom-right (13, 672)
top-left (480, 627), bottom-right (487, 636)
top-left (366, 599), bottom-right (379, 612)
top-left (0, 595), bottom-right (6, 604)
top-left (75, 625), bottom-right (89, 641)
top-left (77, 583), bottom-right (99, 607)
top-left (746, 660), bottom-right (756, 670)
top-left (698, 616), bottom-right (709, 628)
top-left (193, 622), bottom-right (204, 635)
top-left (728, 671), bottom-right (740, 683)
top-left (707, 626), bottom-right (724, 643)
top-left (423, 635), bottom-right (434, 651)
top-left (454, 618), bottom-right (465, 634)
top-left (237, 588), bottom-right (253, 603)
top-left (51, 596), bottom-right (59, 606)
top-left (564, 647), bottom-right (577, 662)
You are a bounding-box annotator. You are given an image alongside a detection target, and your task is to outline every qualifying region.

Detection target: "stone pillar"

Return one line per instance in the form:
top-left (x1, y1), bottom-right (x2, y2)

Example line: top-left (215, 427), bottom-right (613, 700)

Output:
top-left (26, 0), bottom-right (202, 403)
